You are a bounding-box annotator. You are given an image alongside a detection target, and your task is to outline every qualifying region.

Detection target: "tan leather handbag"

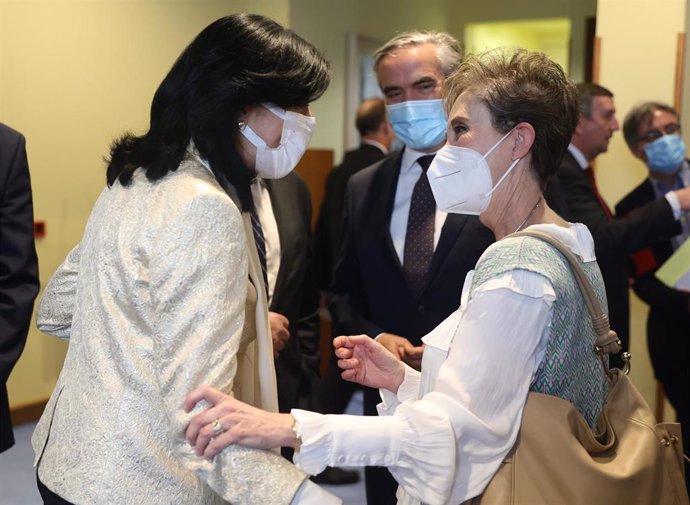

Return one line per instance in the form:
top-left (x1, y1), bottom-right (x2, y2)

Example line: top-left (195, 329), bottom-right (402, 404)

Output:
top-left (463, 230), bottom-right (689, 505)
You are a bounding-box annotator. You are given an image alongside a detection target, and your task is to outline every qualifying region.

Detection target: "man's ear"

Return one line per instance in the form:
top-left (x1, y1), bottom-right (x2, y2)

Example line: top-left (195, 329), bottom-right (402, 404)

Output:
top-left (512, 122), bottom-right (535, 159)
top-left (573, 113), bottom-right (587, 137)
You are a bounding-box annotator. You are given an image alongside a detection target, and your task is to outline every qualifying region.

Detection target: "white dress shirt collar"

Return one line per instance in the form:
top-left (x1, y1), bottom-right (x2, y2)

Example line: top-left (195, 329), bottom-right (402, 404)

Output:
top-left (567, 143), bottom-right (589, 170)
top-left (361, 138), bottom-right (388, 155)
top-left (400, 145), bottom-right (437, 174)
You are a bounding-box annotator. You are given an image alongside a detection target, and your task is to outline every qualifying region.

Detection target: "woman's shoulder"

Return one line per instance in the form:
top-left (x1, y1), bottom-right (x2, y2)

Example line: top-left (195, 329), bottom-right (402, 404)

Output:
top-left (473, 223), bottom-right (595, 287)
top-left (480, 223), bottom-right (594, 260)
top-left (156, 160), bottom-right (238, 209)
top-left (507, 223), bottom-right (596, 263)
top-left (142, 159), bottom-right (243, 235)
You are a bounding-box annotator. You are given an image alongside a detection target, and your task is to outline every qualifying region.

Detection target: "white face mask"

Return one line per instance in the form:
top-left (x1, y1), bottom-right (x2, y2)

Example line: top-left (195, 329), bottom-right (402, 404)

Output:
top-left (427, 128), bottom-right (520, 215)
top-left (240, 103), bottom-right (316, 179)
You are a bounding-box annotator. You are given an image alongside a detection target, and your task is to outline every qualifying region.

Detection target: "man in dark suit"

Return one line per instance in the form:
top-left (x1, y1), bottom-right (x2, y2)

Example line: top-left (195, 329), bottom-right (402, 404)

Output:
top-left (0, 122), bottom-right (39, 453)
top-left (329, 32), bottom-right (495, 505)
top-left (314, 97), bottom-right (394, 292)
top-left (555, 84), bottom-right (690, 366)
top-left (250, 172), bottom-right (321, 451)
top-left (616, 101), bottom-right (689, 491)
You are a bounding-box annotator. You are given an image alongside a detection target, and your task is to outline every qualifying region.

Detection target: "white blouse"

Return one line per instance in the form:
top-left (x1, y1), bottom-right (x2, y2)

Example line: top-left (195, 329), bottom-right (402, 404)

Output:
top-left (293, 223), bottom-right (596, 505)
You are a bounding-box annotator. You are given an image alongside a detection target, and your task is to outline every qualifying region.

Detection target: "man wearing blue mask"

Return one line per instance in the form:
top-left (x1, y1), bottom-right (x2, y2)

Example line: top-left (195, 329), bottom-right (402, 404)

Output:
top-left (616, 101), bottom-right (690, 493)
top-left (327, 31), bottom-right (495, 505)
top-left (555, 85), bottom-right (690, 370)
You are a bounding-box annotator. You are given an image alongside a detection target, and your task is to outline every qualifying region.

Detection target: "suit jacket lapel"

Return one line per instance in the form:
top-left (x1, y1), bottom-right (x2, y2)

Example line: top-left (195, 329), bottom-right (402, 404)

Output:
top-left (375, 152), bottom-right (404, 271)
top-left (426, 213), bottom-right (470, 286)
top-left (264, 178), bottom-right (291, 305)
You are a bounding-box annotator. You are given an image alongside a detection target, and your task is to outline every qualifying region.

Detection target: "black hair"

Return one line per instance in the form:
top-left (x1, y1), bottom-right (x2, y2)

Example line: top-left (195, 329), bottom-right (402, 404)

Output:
top-left (106, 13), bottom-right (331, 210)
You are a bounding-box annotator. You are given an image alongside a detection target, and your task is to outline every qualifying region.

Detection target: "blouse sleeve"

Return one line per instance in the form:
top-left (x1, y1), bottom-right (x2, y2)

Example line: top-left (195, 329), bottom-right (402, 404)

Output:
top-left (148, 192), bottom-right (307, 505)
top-left (377, 364), bottom-right (421, 415)
top-left (293, 269), bottom-right (554, 505)
top-left (36, 244), bottom-right (81, 340)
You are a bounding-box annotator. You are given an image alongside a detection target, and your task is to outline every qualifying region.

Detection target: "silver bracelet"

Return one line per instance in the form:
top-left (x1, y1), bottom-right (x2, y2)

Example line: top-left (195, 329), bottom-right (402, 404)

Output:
top-left (291, 416), bottom-right (302, 453)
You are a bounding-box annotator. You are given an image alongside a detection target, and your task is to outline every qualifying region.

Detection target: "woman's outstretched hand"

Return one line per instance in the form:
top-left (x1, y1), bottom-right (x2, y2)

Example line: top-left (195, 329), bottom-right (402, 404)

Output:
top-left (334, 334), bottom-right (406, 393)
top-left (184, 386), bottom-right (296, 459)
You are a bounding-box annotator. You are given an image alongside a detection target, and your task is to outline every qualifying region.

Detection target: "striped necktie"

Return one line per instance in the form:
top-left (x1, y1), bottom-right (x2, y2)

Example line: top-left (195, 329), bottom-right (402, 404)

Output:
top-left (249, 204), bottom-right (269, 296)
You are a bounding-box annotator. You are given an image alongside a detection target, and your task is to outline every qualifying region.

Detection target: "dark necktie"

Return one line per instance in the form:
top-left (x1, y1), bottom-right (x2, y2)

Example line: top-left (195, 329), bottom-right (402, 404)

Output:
top-left (249, 204), bottom-right (269, 296)
top-left (403, 155), bottom-right (436, 298)
top-left (584, 166), bottom-right (612, 219)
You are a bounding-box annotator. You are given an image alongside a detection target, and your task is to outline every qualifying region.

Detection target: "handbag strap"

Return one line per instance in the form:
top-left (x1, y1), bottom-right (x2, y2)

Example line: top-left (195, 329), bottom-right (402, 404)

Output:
top-left (508, 229), bottom-right (629, 378)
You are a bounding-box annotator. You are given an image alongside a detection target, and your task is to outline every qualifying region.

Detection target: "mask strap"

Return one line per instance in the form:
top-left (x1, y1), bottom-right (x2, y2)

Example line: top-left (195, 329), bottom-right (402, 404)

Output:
top-left (240, 124), bottom-right (268, 148)
top-left (485, 157), bottom-right (521, 197)
top-left (482, 127), bottom-right (516, 161)
top-left (263, 103), bottom-right (287, 120)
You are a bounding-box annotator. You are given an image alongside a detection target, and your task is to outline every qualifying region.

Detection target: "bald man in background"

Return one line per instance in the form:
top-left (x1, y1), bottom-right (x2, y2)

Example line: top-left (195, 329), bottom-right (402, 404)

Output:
top-left (314, 98), bottom-right (395, 291)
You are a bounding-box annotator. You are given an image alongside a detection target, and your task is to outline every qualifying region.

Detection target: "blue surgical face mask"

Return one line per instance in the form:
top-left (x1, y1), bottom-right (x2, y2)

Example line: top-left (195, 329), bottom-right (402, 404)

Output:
top-left (386, 99), bottom-right (446, 150)
top-left (643, 134), bottom-right (686, 174)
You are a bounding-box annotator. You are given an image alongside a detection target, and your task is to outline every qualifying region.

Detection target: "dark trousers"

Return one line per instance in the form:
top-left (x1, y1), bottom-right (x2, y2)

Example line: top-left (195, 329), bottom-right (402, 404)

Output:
top-left (37, 473), bottom-right (74, 505)
top-left (319, 344), bottom-right (360, 414)
top-left (363, 386), bottom-right (399, 505)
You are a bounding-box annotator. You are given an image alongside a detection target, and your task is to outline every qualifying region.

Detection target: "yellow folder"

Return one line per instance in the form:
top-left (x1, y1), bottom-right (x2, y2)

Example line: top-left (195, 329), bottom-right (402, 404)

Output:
top-left (655, 237), bottom-right (690, 291)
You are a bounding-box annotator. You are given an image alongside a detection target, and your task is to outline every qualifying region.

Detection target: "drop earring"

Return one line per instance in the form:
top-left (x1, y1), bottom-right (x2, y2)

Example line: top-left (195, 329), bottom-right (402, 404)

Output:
top-left (238, 120), bottom-right (247, 130)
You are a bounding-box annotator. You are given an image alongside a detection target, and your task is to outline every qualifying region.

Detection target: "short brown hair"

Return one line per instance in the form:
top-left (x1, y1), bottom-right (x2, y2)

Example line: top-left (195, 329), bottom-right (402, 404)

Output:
top-left (444, 48), bottom-right (578, 188)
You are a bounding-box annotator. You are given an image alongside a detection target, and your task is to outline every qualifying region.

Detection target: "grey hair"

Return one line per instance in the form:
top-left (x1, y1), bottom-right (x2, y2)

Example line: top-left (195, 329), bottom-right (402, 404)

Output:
top-left (373, 31), bottom-right (462, 77)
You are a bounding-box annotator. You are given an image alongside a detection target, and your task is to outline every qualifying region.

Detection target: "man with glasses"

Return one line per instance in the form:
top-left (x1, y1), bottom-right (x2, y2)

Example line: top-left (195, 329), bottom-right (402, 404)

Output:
top-left (616, 102), bottom-right (689, 493)
top-left (554, 84), bottom-right (690, 366)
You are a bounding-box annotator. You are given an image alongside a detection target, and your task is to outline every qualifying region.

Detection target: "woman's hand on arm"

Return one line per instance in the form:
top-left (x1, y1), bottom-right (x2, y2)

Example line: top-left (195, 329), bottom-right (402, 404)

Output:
top-left (334, 334), bottom-right (405, 392)
top-left (184, 386), bottom-right (297, 459)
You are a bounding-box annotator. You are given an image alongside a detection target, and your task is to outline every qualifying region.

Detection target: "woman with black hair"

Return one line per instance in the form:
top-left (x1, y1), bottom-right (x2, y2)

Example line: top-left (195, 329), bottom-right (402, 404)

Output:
top-left (32, 13), bottom-right (337, 505)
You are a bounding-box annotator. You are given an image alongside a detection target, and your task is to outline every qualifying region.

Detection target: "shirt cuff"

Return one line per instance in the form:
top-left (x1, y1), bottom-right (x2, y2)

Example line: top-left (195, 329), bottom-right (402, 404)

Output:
top-left (665, 191), bottom-right (682, 220)
top-left (291, 409), bottom-right (400, 475)
top-left (378, 364), bottom-right (421, 415)
top-left (291, 479), bottom-right (343, 504)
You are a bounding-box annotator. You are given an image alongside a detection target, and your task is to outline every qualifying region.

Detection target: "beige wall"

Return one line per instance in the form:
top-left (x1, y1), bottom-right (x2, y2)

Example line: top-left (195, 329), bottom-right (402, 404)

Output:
top-left (595, 0), bottom-right (686, 416)
top-left (1, 0), bottom-right (289, 408)
top-left (446, 0), bottom-right (597, 83)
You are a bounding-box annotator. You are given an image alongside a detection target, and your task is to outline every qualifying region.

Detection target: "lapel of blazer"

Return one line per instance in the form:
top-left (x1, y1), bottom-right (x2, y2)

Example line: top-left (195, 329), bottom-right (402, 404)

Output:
top-left (425, 213), bottom-right (471, 288)
top-left (639, 179), bottom-right (675, 263)
top-left (240, 211), bottom-right (280, 413)
top-left (263, 178), bottom-right (292, 308)
top-left (371, 151), bottom-right (404, 271)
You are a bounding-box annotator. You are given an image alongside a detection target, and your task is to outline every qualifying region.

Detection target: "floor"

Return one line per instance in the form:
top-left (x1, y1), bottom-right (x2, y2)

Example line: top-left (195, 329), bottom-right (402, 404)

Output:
top-left (0, 392), bottom-right (366, 505)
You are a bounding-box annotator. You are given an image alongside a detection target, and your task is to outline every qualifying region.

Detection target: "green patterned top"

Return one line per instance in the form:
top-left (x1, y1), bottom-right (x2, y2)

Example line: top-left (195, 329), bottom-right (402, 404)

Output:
top-left (469, 235), bottom-right (608, 428)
